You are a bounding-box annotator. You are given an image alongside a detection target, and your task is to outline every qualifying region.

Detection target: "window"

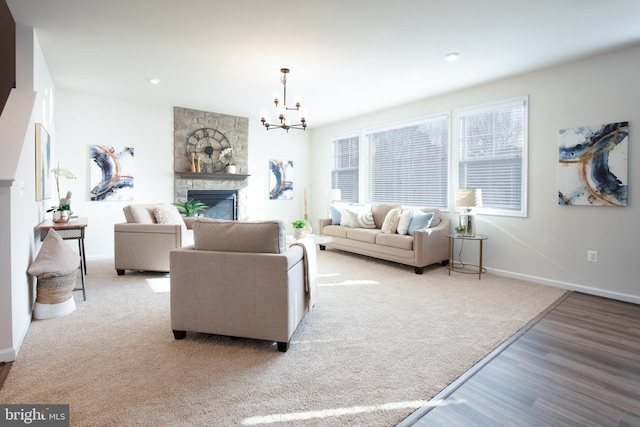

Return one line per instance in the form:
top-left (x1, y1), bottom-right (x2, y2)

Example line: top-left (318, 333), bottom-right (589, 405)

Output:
top-left (363, 114), bottom-right (449, 208)
top-left (331, 133), bottom-right (359, 203)
top-left (457, 97), bottom-right (528, 216)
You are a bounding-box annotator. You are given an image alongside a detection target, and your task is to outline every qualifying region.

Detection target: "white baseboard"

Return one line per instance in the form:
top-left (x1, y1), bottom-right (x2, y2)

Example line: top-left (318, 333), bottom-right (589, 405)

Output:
top-left (488, 267), bottom-right (640, 305)
top-left (0, 347), bottom-right (16, 363)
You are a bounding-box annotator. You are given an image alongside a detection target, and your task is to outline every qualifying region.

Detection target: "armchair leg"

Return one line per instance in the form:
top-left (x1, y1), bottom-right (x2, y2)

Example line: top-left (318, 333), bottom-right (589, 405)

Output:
top-left (116, 269), bottom-right (125, 276)
top-left (277, 341), bottom-right (289, 352)
top-left (414, 267), bottom-right (424, 275)
top-left (173, 330), bottom-right (187, 340)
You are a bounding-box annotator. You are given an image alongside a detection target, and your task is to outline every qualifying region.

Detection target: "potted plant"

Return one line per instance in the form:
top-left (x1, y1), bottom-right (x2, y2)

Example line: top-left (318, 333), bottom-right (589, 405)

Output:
top-left (46, 164), bottom-right (75, 222)
top-left (173, 200), bottom-right (208, 217)
top-left (219, 147), bottom-right (236, 173)
top-left (292, 218), bottom-right (307, 238)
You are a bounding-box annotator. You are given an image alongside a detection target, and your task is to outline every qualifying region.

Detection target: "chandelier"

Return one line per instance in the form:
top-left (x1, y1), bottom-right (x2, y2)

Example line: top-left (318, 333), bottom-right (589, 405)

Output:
top-left (260, 68), bottom-right (307, 132)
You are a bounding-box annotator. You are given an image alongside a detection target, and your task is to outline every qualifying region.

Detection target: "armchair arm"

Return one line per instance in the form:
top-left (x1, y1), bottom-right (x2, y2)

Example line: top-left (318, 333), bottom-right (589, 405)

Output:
top-left (413, 217), bottom-right (450, 267)
top-left (318, 218), bottom-right (332, 234)
top-left (114, 222), bottom-right (184, 234)
top-left (114, 223), bottom-right (188, 273)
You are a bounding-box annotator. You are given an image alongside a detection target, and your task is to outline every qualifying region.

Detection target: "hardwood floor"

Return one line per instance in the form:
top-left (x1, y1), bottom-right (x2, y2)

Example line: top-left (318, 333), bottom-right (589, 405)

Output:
top-left (401, 292), bottom-right (640, 426)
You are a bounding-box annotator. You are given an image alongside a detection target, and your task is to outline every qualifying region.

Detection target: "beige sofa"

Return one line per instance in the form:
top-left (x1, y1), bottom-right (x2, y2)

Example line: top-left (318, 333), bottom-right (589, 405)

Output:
top-left (319, 204), bottom-right (450, 274)
top-left (114, 204), bottom-right (193, 275)
top-left (170, 219), bottom-right (316, 352)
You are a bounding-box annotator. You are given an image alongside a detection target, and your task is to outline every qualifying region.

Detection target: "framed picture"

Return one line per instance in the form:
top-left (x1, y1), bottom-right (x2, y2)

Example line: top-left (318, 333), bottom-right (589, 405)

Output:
top-left (269, 159), bottom-right (294, 200)
top-left (89, 145), bottom-right (135, 201)
top-left (558, 121), bottom-right (628, 206)
top-left (35, 123), bottom-right (52, 201)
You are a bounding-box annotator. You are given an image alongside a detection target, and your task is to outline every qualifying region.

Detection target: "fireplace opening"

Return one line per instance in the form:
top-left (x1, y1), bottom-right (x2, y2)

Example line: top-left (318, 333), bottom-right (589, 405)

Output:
top-left (187, 190), bottom-right (237, 220)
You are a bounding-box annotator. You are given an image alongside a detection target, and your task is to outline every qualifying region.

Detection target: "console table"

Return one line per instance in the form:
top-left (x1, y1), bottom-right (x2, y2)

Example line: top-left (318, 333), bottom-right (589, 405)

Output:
top-left (35, 217), bottom-right (88, 300)
top-left (446, 233), bottom-right (488, 280)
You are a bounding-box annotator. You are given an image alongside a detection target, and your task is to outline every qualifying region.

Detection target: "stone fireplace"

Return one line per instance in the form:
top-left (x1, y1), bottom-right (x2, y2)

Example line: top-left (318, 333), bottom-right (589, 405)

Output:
top-left (173, 107), bottom-right (249, 219)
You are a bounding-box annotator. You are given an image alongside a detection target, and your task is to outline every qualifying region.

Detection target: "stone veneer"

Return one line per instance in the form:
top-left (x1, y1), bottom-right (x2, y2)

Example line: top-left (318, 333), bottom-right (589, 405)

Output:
top-left (173, 107), bottom-right (249, 219)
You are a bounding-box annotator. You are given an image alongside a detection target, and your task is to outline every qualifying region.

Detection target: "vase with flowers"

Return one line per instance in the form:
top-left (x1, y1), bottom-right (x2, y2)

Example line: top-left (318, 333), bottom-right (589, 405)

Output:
top-left (219, 147), bottom-right (236, 173)
top-left (46, 163), bottom-right (76, 222)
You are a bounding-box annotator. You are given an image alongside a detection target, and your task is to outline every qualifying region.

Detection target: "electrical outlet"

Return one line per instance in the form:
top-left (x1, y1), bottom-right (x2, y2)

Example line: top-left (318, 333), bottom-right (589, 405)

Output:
top-left (587, 250), bottom-right (598, 263)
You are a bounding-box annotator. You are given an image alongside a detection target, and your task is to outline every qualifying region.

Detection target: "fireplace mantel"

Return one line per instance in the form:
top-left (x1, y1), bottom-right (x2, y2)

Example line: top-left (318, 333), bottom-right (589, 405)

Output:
top-left (177, 172), bottom-right (250, 180)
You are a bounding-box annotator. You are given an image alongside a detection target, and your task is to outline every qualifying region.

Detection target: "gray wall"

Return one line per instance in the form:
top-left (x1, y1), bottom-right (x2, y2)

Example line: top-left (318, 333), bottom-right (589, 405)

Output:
top-left (310, 43), bottom-right (640, 303)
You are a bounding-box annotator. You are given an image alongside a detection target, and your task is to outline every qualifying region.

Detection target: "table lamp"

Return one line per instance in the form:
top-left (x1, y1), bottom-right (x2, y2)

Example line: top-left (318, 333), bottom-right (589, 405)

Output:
top-left (456, 188), bottom-right (481, 236)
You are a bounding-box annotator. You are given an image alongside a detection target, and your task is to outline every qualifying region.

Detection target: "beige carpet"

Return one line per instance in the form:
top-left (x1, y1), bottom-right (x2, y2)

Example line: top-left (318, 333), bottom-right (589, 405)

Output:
top-left (1, 250), bottom-right (566, 426)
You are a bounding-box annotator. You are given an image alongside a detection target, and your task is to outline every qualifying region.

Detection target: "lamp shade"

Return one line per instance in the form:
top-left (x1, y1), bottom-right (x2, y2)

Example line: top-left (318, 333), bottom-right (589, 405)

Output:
top-left (456, 188), bottom-right (482, 208)
top-left (326, 188), bottom-right (342, 201)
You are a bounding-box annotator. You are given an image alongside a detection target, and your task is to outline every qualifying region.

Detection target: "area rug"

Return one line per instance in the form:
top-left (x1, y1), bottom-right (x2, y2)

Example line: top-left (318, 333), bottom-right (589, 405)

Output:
top-left (0, 250), bottom-right (567, 426)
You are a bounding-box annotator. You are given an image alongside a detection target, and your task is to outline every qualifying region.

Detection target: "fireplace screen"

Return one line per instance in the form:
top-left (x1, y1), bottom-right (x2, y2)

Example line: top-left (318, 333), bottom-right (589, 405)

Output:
top-left (187, 190), bottom-right (237, 220)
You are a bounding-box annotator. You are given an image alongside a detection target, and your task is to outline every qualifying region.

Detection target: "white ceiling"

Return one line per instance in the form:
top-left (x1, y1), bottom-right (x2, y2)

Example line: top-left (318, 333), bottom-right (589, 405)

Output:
top-left (7, 0), bottom-right (640, 127)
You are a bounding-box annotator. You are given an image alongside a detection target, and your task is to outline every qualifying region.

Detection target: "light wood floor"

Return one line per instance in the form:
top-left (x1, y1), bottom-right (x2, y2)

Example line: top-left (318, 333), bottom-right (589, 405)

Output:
top-left (401, 292), bottom-right (640, 426)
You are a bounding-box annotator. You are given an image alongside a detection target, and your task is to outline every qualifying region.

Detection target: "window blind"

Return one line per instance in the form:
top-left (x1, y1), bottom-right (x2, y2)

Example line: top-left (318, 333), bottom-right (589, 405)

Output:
top-left (331, 134), bottom-right (359, 203)
top-left (364, 115), bottom-right (449, 208)
top-left (457, 97), bottom-right (528, 215)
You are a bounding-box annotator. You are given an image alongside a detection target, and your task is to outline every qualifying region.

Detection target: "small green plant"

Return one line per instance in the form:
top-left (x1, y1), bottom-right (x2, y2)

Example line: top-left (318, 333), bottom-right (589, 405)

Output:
top-left (455, 225), bottom-right (466, 232)
top-left (173, 200), bottom-right (208, 217)
top-left (292, 219), bottom-right (307, 229)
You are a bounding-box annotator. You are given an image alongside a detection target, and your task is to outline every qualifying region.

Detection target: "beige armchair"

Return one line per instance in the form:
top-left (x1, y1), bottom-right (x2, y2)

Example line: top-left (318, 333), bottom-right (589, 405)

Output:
top-left (114, 204), bottom-right (193, 275)
top-left (170, 219), bottom-right (316, 352)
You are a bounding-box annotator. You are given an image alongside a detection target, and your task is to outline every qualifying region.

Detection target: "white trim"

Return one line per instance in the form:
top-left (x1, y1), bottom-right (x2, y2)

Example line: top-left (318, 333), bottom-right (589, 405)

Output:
top-left (488, 267), bottom-right (640, 305)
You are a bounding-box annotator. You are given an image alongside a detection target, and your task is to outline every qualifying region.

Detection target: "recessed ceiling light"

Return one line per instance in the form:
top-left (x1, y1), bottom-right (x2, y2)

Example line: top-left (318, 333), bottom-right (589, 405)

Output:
top-left (147, 78), bottom-right (161, 85)
top-left (445, 52), bottom-right (459, 62)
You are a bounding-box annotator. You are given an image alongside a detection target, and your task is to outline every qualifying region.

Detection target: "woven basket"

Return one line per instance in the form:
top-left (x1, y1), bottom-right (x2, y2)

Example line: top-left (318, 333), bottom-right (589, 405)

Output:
top-left (36, 271), bottom-right (76, 304)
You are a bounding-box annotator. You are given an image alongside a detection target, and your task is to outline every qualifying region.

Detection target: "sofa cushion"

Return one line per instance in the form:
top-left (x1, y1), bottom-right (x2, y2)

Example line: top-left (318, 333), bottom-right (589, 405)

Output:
top-left (153, 205), bottom-right (184, 225)
top-left (123, 204), bottom-right (159, 224)
top-left (372, 204), bottom-right (400, 229)
top-left (322, 224), bottom-right (349, 238)
top-left (408, 211), bottom-right (434, 234)
top-left (346, 228), bottom-right (379, 244)
top-left (381, 208), bottom-right (402, 233)
top-left (376, 233), bottom-right (414, 250)
top-left (396, 208), bottom-right (414, 235)
top-left (193, 219), bottom-right (285, 254)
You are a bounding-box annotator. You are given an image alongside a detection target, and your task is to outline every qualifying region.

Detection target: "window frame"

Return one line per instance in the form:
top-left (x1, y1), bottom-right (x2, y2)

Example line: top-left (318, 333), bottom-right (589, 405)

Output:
top-left (361, 113), bottom-right (450, 209)
top-left (454, 96), bottom-right (529, 218)
top-left (330, 131), bottom-right (360, 204)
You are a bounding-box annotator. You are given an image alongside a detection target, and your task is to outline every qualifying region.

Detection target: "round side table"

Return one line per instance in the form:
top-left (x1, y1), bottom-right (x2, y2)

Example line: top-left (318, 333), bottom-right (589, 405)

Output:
top-left (446, 234), bottom-right (488, 279)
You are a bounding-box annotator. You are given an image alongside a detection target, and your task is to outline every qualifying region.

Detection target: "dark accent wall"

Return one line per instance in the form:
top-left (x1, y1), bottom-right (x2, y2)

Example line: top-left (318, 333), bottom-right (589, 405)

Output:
top-left (0, 0), bottom-right (15, 115)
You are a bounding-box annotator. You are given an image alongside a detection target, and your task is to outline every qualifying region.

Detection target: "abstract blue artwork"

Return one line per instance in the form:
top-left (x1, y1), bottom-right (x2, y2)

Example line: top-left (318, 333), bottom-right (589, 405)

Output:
top-left (269, 159), bottom-right (293, 200)
top-left (558, 122), bottom-right (628, 206)
top-left (90, 145), bottom-right (135, 201)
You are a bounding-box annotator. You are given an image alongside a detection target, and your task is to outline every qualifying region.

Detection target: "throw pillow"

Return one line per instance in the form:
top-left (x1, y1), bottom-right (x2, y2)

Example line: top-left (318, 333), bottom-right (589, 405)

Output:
top-left (153, 205), bottom-right (184, 225)
top-left (28, 229), bottom-right (79, 277)
top-left (407, 211), bottom-right (434, 234)
top-left (340, 206), bottom-right (354, 227)
top-left (345, 207), bottom-right (361, 228)
top-left (381, 208), bottom-right (402, 234)
top-left (330, 205), bottom-right (342, 225)
top-left (357, 207), bottom-right (376, 229)
top-left (396, 208), bottom-right (414, 235)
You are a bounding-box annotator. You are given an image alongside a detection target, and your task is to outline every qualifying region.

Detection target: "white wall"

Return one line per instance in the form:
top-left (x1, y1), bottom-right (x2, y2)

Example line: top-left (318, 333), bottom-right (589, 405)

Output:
top-left (0, 25), bottom-right (55, 362)
top-left (310, 43), bottom-right (640, 303)
top-left (55, 91), bottom-right (312, 259)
